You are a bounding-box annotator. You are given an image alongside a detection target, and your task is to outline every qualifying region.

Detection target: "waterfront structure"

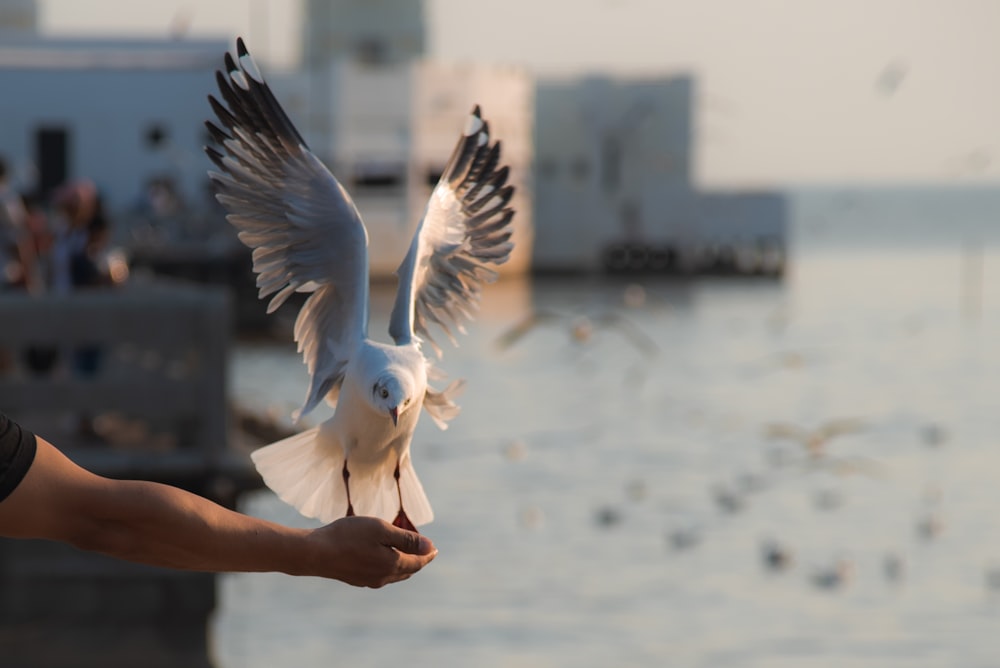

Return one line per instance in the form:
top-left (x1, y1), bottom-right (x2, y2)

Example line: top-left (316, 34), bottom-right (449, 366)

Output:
top-left (0, 0), bottom-right (785, 277)
top-left (0, 35), bottom-right (224, 219)
top-left (533, 73), bottom-right (786, 275)
top-left (286, 0), bottom-right (534, 277)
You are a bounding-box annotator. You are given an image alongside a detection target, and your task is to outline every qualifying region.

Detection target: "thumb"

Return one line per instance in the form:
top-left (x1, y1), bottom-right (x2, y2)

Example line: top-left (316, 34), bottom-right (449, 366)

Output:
top-left (385, 525), bottom-right (436, 556)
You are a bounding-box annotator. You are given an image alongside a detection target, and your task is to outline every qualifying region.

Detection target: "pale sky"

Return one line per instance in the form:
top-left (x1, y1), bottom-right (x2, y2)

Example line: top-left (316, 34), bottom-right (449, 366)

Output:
top-left (36, 0), bottom-right (1000, 188)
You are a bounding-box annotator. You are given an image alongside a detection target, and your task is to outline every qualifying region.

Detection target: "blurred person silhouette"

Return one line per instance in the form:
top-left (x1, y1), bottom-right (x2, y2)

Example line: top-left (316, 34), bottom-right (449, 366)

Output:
top-left (20, 191), bottom-right (54, 288)
top-left (0, 412), bottom-right (436, 588)
top-left (19, 191), bottom-right (60, 375)
top-left (49, 180), bottom-right (115, 435)
top-left (0, 156), bottom-right (37, 293)
top-left (0, 157), bottom-right (40, 375)
top-left (50, 179), bottom-right (112, 295)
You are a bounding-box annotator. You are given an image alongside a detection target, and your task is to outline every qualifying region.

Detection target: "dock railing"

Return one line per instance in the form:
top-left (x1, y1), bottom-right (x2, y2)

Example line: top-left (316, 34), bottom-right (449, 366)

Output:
top-left (0, 280), bottom-right (256, 668)
top-left (0, 281), bottom-right (234, 470)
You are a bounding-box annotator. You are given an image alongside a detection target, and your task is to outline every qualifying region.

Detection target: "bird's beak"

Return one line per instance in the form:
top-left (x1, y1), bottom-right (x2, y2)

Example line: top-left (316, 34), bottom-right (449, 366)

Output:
top-left (389, 407), bottom-right (399, 427)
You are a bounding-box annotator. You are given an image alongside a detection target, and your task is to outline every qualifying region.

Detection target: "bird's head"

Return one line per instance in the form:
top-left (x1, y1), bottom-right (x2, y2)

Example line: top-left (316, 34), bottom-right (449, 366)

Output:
top-left (371, 373), bottom-right (417, 427)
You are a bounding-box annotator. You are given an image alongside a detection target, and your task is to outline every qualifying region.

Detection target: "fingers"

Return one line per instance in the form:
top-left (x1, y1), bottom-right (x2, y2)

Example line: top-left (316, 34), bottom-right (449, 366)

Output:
top-left (315, 516), bottom-right (438, 587)
top-left (381, 523), bottom-right (438, 582)
top-left (382, 523), bottom-right (436, 556)
top-left (391, 549), bottom-right (436, 581)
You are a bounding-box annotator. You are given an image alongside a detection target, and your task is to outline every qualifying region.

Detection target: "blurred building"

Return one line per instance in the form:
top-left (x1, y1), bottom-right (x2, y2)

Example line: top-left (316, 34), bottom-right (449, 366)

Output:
top-left (0, 0), bottom-right (784, 278)
top-left (0, 0), bottom-right (35, 36)
top-left (302, 0), bottom-right (426, 67)
top-left (281, 0), bottom-right (534, 277)
top-left (274, 60), bottom-right (533, 278)
top-left (533, 74), bottom-right (785, 275)
top-left (0, 32), bottom-right (223, 221)
top-left (533, 75), bottom-right (694, 272)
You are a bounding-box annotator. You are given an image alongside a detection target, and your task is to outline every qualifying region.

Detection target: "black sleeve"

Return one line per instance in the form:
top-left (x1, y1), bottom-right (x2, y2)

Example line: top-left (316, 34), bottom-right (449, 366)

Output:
top-left (0, 413), bottom-right (37, 503)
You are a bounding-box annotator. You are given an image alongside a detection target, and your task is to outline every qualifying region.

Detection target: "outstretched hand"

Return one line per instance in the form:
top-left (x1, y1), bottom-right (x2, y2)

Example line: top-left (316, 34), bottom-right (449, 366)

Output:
top-left (306, 515), bottom-right (437, 588)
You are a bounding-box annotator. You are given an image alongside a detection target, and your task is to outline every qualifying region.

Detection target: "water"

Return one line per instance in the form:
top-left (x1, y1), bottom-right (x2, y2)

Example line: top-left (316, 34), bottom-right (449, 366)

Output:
top-left (213, 215), bottom-right (1000, 667)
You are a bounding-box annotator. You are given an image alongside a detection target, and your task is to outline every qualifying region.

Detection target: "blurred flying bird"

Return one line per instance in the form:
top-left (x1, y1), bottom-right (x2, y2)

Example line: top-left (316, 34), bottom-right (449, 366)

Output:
top-left (205, 38), bottom-right (516, 530)
top-left (919, 422), bottom-right (947, 448)
top-left (764, 417), bottom-right (866, 457)
top-left (711, 482), bottom-right (746, 514)
top-left (810, 558), bottom-right (854, 590)
top-left (761, 538), bottom-right (794, 572)
top-left (495, 308), bottom-right (659, 357)
top-left (622, 283), bottom-right (647, 309)
top-left (594, 505), bottom-right (624, 528)
top-left (916, 510), bottom-right (945, 541)
top-left (764, 418), bottom-right (885, 479)
top-left (813, 487), bottom-right (845, 511)
top-left (883, 552), bottom-right (905, 584)
top-left (667, 525), bottom-right (702, 552)
top-left (875, 60), bottom-right (908, 95)
top-left (985, 564), bottom-right (1000, 592)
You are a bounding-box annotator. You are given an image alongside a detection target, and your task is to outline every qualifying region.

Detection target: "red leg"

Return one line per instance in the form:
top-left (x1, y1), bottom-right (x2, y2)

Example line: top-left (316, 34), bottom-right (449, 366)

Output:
top-left (342, 460), bottom-right (355, 517)
top-left (391, 462), bottom-right (418, 533)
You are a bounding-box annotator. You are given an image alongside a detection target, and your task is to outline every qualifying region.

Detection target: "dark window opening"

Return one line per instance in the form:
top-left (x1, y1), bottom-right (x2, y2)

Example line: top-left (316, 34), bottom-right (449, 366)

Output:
top-left (620, 200), bottom-right (641, 239)
top-left (145, 124), bottom-right (169, 149)
top-left (601, 135), bottom-right (621, 192)
top-left (35, 127), bottom-right (69, 199)
top-left (537, 158), bottom-right (557, 179)
top-left (570, 157), bottom-right (591, 182)
top-left (352, 162), bottom-right (405, 190)
top-left (426, 167), bottom-right (444, 187)
top-left (356, 37), bottom-right (388, 66)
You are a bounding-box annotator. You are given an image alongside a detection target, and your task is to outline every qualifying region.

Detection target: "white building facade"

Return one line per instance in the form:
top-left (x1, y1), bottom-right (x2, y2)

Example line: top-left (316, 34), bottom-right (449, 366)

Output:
top-left (533, 74), bottom-right (785, 274)
top-left (0, 0), bottom-right (782, 277)
top-left (0, 37), bottom-right (224, 220)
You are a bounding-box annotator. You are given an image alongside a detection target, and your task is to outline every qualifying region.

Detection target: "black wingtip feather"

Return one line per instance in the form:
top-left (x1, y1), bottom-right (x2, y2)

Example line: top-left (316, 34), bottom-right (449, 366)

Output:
top-left (204, 120), bottom-right (230, 146)
top-left (208, 95), bottom-right (239, 131)
top-left (205, 146), bottom-right (228, 171)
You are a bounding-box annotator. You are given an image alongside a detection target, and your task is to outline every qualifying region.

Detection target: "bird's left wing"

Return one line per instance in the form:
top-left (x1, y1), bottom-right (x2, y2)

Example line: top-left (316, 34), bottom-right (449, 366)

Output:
top-left (205, 38), bottom-right (370, 420)
top-left (388, 106), bottom-right (515, 355)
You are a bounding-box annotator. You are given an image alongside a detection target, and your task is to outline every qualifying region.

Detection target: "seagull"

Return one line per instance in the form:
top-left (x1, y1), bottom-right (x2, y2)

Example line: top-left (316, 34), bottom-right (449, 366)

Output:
top-left (204, 39), bottom-right (516, 530)
top-left (495, 308), bottom-right (659, 357)
top-left (763, 417), bottom-right (866, 457)
top-left (760, 538), bottom-right (794, 572)
top-left (810, 558), bottom-right (853, 590)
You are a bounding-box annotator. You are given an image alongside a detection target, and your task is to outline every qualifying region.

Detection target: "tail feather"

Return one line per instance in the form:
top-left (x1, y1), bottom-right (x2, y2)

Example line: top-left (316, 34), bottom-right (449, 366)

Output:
top-left (250, 425), bottom-right (347, 523)
top-left (250, 426), bottom-right (435, 526)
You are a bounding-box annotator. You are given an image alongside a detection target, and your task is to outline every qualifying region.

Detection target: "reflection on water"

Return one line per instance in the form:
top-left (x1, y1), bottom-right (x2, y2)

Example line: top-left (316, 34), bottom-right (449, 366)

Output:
top-left (216, 241), bottom-right (1000, 667)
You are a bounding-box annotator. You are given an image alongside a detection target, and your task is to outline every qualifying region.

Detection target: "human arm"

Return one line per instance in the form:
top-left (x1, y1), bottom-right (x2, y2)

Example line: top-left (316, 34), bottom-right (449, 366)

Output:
top-left (0, 436), bottom-right (436, 588)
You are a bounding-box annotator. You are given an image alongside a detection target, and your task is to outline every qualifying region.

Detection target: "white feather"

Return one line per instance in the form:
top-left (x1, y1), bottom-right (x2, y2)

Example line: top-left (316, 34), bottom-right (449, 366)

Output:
top-left (250, 425), bottom-right (349, 524)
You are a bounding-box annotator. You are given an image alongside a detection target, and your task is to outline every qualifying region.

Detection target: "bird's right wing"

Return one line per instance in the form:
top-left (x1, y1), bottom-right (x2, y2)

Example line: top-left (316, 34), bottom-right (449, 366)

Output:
top-left (205, 38), bottom-right (370, 420)
top-left (388, 106), bottom-right (515, 356)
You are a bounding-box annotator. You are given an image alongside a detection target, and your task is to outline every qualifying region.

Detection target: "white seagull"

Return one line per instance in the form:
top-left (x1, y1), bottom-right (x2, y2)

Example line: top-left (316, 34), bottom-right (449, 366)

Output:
top-left (205, 39), bottom-right (516, 531)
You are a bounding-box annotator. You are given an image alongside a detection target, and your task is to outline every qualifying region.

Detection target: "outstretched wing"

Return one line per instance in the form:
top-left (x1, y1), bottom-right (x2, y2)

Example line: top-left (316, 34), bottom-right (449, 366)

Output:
top-left (205, 38), bottom-right (370, 421)
top-left (388, 105), bottom-right (515, 355)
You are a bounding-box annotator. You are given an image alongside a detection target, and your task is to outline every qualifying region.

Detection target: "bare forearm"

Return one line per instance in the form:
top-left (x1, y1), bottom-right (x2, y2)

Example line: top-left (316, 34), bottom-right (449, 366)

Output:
top-left (70, 479), bottom-right (316, 575)
top-left (0, 437), bottom-right (436, 587)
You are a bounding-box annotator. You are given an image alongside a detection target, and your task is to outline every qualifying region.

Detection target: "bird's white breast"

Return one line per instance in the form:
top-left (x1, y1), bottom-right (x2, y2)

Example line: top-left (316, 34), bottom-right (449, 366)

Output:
top-left (332, 340), bottom-right (427, 472)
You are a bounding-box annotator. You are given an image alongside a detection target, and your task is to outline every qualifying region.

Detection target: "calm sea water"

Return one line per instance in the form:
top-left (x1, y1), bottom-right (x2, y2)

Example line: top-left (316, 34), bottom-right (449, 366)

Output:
top-left (213, 208), bottom-right (1000, 667)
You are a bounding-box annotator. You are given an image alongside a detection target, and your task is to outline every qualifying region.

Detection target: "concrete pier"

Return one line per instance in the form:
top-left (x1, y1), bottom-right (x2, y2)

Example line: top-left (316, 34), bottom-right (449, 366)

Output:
top-left (0, 281), bottom-right (261, 667)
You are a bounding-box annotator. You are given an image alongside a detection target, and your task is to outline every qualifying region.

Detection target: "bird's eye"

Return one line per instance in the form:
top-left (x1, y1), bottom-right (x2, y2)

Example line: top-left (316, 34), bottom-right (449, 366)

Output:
top-left (380, 388), bottom-right (389, 399)
top-left (404, 398), bottom-right (411, 406)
